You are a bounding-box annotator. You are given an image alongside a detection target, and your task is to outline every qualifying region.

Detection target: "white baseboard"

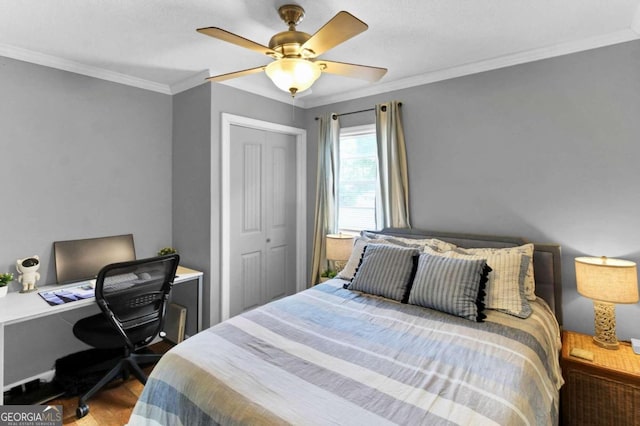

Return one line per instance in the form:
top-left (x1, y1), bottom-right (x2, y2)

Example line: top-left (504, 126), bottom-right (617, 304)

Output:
top-left (4, 369), bottom-right (55, 392)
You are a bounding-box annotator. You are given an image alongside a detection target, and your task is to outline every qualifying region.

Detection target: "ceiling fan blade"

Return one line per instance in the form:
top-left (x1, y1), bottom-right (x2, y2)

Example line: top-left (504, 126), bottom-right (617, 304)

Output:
top-left (206, 66), bottom-right (267, 82)
top-left (301, 11), bottom-right (368, 57)
top-left (316, 60), bottom-right (387, 82)
top-left (197, 27), bottom-right (281, 58)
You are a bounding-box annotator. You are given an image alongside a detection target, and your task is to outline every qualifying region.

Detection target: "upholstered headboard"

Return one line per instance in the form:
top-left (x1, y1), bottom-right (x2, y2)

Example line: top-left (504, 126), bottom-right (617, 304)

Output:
top-left (376, 228), bottom-right (563, 324)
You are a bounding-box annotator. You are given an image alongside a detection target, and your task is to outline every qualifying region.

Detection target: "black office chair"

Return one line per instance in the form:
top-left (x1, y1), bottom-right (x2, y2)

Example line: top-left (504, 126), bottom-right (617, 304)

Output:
top-left (72, 254), bottom-right (179, 419)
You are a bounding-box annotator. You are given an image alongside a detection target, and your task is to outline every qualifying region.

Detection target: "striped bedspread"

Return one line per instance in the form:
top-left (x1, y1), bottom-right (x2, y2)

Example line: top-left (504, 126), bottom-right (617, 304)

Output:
top-left (129, 280), bottom-right (563, 426)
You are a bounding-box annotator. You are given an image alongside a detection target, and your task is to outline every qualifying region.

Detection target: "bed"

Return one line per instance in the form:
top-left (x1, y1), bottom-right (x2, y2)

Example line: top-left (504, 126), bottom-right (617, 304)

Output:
top-left (129, 229), bottom-right (564, 426)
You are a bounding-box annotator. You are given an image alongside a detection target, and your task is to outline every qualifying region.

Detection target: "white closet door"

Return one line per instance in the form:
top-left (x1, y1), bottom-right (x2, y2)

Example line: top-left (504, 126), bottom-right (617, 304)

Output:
top-left (229, 125), bottom-right (297, 317)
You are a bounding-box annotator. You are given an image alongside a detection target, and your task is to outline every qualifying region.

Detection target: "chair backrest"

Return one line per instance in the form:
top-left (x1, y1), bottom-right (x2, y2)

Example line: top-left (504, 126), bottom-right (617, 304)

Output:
top-left (94, 254), bottom-right (180, 350)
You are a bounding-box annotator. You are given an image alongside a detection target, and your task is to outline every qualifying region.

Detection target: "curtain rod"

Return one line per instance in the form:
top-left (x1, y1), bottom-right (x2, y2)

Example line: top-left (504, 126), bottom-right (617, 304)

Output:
top-left (314, 102), bottom-right (402, 120)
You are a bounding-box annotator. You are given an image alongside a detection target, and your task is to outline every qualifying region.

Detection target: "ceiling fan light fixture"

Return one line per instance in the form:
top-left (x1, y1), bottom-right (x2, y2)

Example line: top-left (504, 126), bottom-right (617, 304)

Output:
top-left (200, 7), bottom-right (382, 95)
top-left (265, 58), bottom-right (321, 96)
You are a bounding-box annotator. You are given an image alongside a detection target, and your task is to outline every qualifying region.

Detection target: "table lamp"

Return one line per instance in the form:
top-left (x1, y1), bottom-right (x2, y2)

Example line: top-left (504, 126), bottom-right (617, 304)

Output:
top-left (575, 256), bottom-right (639, 350)
top-left (326, 234), bottom-right (354, 273)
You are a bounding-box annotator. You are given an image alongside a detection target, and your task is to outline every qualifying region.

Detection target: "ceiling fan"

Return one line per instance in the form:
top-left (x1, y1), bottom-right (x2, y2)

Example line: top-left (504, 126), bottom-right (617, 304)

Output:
top-left (197, 4), bottom-right (387, 97)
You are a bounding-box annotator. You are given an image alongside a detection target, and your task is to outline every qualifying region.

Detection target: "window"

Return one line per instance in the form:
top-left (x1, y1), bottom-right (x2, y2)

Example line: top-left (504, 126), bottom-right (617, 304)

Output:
top-left (338, 124), bottom-right (377, 231)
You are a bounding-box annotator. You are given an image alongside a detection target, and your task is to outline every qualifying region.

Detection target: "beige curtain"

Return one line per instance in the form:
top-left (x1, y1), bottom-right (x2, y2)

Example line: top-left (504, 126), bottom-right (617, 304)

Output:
top-left (375, 101), bottom-right (411, 229)
top-left (310, 113), bottom-right (340, 285)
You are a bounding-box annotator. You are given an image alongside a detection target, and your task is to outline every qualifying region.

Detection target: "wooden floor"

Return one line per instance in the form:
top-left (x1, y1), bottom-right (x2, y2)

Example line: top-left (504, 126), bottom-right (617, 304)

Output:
top-left (49, 372), bottom-right (148, 426)
top-left (48, 342), bottom-right (172, 426)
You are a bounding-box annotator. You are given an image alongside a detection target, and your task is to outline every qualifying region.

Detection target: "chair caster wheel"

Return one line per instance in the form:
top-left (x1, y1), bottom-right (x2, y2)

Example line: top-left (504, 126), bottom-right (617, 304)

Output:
top-left (76, 404), bottom-right (89, 419)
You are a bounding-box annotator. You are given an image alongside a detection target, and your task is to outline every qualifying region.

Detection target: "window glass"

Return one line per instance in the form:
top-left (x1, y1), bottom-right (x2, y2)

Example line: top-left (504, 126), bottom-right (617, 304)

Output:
top-left (338, 124), bottom-right (377, 231)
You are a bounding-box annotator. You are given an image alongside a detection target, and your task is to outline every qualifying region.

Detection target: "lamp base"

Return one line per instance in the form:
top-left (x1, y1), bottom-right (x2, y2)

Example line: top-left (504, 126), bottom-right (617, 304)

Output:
top-left (592, 301), bottom-right (620, 350)
top-left (334, 260), bottom-right (347, 273)
top-left (592, 335), bottom-right (620, 350)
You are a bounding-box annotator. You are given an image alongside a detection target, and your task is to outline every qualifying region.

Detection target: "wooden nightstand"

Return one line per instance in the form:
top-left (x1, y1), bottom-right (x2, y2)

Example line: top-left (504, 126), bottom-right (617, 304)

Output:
top-left (561, 330), bottom-right (640, 426)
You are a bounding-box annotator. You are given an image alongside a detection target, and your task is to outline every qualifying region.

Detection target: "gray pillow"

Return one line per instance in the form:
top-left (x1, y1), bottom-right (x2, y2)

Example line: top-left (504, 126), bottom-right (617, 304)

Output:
top-left (425, 246), bottom-right (531, 319)
top-left (407, 253), bottom-right (489, 322)
top-left (337, 235), bottom-right (421, 280)
top-left (345, 244), bottom-right (419, 301)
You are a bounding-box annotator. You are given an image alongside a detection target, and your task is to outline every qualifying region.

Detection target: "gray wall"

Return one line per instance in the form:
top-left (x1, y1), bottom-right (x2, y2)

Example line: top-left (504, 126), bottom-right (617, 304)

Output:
top-left (3, 37), bottom-right (639, 344)
top-left (172, 83), bottom-right (213, 327)
top-left (0, 56), bottom-right (173, 290)
top-left (0, 53), bottom-right (306, 331)
top-left (173, 83), bottom-right (306, 326)
top-left (306, 40), bottom-right (640, 340)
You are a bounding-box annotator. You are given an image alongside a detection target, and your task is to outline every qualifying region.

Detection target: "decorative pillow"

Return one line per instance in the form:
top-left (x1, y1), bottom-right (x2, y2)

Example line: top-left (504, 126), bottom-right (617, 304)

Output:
top-left (361, 231), bottom-right (458, 252)
top-left (424, 246), bottom-right (532, 319)
top-left (344, 244), bottom-right (419, 301)
top-left (407, 253), bottom-right (490, 322)
top-left (337, 235), bottom-right (419, 280)
top-left (458, 244), bottom-right (536, 301)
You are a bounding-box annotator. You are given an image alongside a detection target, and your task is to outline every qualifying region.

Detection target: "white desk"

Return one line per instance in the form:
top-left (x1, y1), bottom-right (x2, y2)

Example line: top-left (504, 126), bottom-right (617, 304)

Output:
top-left (0, 266), bottom-right (203, 404)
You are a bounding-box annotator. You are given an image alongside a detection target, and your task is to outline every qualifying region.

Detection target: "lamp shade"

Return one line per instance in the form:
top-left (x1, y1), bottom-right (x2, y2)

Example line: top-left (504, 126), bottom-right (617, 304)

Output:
top-left (326, 234), bottom-right (353, 262)
top-left (265, 58), bottom-right (322, 95)
top-left (575, 256), bottom-right (639, 304)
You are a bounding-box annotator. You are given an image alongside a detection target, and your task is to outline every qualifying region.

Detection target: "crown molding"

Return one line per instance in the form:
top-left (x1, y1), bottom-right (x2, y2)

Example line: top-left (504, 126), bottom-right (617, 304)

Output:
top-left (2, 25), bottom-right (638, 105)
top-left (0, 43), bottom-right (172, 94)
top-left (168, 68), bottom-right (301, 105)
top-left (172, 76), bottom-right (326, 108)
top-left (301, 29), bottom-right (640, 109)
top-left (169, 70), bottom-right (211, 94)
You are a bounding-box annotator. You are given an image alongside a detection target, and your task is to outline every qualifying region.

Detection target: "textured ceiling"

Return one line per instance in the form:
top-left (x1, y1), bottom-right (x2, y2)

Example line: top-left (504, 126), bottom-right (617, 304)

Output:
top-left (0, 0), bottom-right (638, 107)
